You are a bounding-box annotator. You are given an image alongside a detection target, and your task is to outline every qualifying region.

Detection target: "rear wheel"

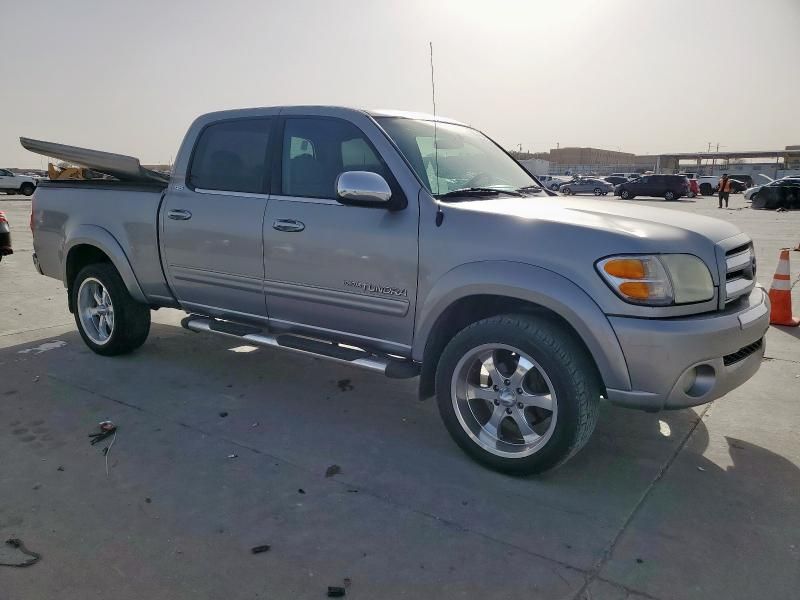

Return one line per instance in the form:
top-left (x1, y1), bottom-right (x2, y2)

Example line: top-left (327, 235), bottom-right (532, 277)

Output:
top-left (561, 187), bottom-right (572, 195)
top-left (620, 189), bottom-right (633, 199)
top-left (72, 263), bottom-right (151, 356)
top-left (664, 191), bottom-right (676, 201)
top-left (435, 314), bottom-right (601, 475)
top-left (19, 183), bottom-right (35, 196)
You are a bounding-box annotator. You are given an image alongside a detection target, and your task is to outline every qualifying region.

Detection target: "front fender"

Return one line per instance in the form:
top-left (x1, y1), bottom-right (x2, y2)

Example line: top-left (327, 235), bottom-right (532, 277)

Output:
top-left (63, 224), bottom-right (147, 303)
top-left (413, 261), bottom-right (631, 392)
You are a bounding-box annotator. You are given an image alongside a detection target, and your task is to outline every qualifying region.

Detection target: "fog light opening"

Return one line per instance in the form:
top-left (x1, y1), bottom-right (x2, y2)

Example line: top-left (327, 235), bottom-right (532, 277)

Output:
top-left (683, 364), bottom-right (716, 398)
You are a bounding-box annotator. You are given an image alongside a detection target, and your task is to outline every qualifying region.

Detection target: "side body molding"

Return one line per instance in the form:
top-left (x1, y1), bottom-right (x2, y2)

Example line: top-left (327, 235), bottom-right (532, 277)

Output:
top-left (63, 224), bottom-right (148, 304)
top-left (412, 261), bottom-right (632, 392)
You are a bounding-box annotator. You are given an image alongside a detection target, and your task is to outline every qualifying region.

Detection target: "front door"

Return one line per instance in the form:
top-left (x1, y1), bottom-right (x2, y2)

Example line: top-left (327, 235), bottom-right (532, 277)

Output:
top-left (262, 116), bottom-right (419, 353)
top-left (161, 117), bottom-right (273, 322)
top-left (0, 169), bottom-right (15, 190)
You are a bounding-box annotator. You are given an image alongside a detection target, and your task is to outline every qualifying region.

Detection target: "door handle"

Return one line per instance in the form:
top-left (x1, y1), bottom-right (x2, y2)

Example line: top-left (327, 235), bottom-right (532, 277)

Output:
top-left (272, 219), bottom-right (305, 232)
top-left (167, 209), bottom-right (192, 221)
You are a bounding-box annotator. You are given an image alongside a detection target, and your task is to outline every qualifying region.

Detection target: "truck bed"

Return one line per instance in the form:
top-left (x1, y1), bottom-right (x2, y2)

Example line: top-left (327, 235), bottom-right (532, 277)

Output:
top-left (32, 182), bottom-right (174, 304)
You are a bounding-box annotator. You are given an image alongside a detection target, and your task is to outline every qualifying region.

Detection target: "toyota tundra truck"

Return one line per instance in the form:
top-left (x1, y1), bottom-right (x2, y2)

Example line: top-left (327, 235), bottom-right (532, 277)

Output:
top-left (22, 106), bottom-right (770, 474)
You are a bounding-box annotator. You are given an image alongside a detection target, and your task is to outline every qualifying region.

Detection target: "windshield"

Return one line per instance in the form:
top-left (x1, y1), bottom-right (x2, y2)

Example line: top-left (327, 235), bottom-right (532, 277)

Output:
top-left (376, 117), bottom-right (537, 196)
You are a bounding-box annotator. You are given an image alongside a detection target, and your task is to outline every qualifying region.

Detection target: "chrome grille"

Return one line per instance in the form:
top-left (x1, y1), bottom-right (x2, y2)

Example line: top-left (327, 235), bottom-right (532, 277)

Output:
top-left (723, 243), bottom-right (755, 304)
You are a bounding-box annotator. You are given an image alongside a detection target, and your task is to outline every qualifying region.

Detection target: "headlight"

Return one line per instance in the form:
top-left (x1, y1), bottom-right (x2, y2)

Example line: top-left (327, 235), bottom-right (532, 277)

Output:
top-left (597, 254), bottom-right (714, 306)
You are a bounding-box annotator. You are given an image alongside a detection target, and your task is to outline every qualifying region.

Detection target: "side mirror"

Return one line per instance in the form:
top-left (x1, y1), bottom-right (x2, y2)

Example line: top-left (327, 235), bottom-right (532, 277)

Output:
top-left (336, 171), bottom-right (392, 207)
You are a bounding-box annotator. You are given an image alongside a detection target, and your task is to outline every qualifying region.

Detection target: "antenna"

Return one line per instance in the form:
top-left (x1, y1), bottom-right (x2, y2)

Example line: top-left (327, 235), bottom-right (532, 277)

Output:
top-left (429, 42), bottom-right (440, 196)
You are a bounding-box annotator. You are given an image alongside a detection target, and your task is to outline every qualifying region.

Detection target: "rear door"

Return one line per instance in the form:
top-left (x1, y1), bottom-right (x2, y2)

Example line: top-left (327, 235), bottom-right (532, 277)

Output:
top-left (161, 116), bottom-right (274, 322)
top-left (262, 115), bottom-right (419, 353)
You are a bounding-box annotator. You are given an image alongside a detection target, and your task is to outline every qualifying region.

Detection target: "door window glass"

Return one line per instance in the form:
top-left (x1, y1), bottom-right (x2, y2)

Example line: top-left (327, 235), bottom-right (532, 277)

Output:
top-left (281, 118), bottom-right (387, 199)
top-left (189, 119), bottom-right (271, 194)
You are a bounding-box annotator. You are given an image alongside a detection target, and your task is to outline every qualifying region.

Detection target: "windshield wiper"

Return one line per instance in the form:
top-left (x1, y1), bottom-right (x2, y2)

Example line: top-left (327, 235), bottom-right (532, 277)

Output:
top-left (436, 187), bottom-right (523, 200)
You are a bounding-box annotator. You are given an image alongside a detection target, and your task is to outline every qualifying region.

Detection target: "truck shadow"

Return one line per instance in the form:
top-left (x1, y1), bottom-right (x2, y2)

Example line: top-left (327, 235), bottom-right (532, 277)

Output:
top-left (3, 322), bottom-right (798, 576)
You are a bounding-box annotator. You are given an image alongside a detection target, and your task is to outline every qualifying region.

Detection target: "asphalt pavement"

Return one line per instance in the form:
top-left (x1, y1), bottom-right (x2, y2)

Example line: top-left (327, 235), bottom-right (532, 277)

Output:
top-left (1, 193), bottom-right (798, 599)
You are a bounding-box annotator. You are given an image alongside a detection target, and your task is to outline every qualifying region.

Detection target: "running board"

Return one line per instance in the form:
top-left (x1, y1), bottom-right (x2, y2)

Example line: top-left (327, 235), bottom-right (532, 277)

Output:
top-left (180, 316), bottom-right (419, 379)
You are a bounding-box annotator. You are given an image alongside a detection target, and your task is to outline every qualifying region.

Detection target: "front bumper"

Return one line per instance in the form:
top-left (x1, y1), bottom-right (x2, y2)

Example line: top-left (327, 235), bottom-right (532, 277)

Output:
top-left (605, 286), bottom-right (770, 412)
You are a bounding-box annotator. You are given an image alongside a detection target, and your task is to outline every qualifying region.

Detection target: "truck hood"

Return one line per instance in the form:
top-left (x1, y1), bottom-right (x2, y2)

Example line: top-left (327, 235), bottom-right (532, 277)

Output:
top-left (447, 195), bottom-right (741, 244)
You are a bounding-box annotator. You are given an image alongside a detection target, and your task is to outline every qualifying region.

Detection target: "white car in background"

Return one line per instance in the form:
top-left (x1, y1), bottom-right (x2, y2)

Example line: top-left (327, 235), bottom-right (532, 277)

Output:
top-left (0, 169), bottom-right (37, 196)
top-left (743, 174), bottom-right (775, 201)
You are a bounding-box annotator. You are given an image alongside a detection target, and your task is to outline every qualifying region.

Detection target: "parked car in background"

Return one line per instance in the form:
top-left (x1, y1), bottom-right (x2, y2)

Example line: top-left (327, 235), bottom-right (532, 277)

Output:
top-left (728, 174), bottom-right (754, 190)
top-left (696, 175), bottom-right (750, 195)
top-left (0, 211), bottom-right (12, 262)
top-left (604, 175), bottom-right (629, 186)
top-left (610, 172), bottom-right (640, 180)
top-left (0, 169), bottom-right (37, 196)
top-left (545, 175), bottom-right (572, 190)
top-left (615, 174), bottom-right (690, 200)
top-left (750, 178), bottom-right (800, 209)
top-left (697, 176), bottom-right (720, 196)
top-left (535, 175), bottom-right (562, 189)
top-left (560, 177), bottom-right (614, 196)
top-left (743, 174), bottom-right (776, 202)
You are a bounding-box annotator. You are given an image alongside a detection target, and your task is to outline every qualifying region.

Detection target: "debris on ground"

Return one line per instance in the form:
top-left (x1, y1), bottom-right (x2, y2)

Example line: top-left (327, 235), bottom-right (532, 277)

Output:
top-left (327, 586), bottom-right (346, 597)
top-left (0, 538), bottom-right (41, 568)
top-left (145, 497), bottom-right (152, 504)
top-left (336, 379), bottom-right (354, 391)
top-left (251, 545), bottom-right (271, 554)
top-left (697, 466), bottom-right (706, 472)
top-left (227, 454), bottom-right (238, 459)
top-left (298, 488), bottom-right (306, 494)
top-left (251, 422), bottom-right (259, 428)
top-left (219, 411), bottom-right (228, 418)
top-left (56, 466), bottom-right (64, 472)
top-left (325, 464), bottom-right (341, 478)
top-left (343, 578), bottom-right (352, 588)
top-left (88, 421), bottom-right (117, 446)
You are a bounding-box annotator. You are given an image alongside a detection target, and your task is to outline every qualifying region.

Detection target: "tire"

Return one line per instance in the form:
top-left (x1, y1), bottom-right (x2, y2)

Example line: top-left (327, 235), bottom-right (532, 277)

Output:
top-left (19, 183), bottom-right (35, 196)
top-left (71, 263), bottom-right (151, 356)
top-left (561, 187), bottom-right (572, 195)
top-left (748, 192), bottom-right (757, 203)
top-left (435, 314), bottom-right (601, 475)
top-left (620, 189), bottom-right (633, 199)
top-left (664, 191), bottom-right (676, 201)
top-left (593, 188), bottom-right (602, 196)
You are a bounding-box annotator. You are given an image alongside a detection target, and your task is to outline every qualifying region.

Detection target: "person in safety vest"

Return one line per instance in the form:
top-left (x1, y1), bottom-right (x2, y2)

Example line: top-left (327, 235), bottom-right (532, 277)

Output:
top-left (718, 173), bottom-right (732, 208)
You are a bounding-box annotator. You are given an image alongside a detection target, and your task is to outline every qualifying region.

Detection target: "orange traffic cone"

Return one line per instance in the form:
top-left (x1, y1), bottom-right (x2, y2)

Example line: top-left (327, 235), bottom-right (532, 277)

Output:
top-left (768, 248), bottom-right (799, 327)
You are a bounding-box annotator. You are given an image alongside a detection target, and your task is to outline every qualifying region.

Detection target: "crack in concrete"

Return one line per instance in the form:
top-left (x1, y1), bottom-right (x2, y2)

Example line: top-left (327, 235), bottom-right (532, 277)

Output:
top-left (569, 404), bottom-right (712, 600)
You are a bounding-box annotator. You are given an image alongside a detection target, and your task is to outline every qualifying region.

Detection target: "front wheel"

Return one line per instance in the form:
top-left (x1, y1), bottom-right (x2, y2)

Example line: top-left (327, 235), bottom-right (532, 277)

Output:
top-left (561, 187), bottom-right (572, 195)
top-left (664, 191), bottom-right (676, 201)
top-left (435, 315), bottom-right (600, 475)
top-left (20, 183), bottom-right (35, 196)
top-left (593, 188), bottom-right (602, 196)
top-left (72, 263), bottom-right (151, 356)
top-left (620, 189), bottom-right (633, 199)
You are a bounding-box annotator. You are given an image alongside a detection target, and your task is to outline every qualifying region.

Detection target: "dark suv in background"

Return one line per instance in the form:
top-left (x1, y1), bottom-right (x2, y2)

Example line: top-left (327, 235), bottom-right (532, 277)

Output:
top-left (615, 174), bottom-right (690, 201)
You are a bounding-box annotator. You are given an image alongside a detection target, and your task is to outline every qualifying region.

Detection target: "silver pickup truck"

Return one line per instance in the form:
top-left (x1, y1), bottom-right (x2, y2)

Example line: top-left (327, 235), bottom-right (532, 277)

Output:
top-left (23, 106), bottom-right (770, 474)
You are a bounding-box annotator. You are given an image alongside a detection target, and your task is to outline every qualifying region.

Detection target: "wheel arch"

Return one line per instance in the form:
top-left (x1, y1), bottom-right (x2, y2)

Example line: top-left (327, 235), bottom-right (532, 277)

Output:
top-left (64, 226), bottom-right (147, 312)
top-left (414, 261), bottom-right (631, 399)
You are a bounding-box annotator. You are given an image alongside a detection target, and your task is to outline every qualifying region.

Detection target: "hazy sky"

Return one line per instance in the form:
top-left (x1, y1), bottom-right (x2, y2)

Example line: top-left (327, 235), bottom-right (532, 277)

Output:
top-left (2, 0), bottom-right (799, 167)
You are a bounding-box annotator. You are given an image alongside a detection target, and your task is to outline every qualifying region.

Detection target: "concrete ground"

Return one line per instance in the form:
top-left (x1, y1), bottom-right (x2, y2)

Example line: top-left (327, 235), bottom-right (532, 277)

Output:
top-left (1, 193), bottom-right (798, 600)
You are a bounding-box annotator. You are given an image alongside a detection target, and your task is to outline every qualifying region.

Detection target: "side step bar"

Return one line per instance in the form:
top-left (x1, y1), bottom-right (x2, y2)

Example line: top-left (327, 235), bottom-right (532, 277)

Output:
top-left (180, 315), bottom-right (420, 379)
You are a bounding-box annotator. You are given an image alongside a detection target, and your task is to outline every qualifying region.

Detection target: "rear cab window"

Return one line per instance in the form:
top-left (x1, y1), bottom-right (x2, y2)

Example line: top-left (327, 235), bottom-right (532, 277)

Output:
top-left (188, 119), bottom-right (271, 194)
